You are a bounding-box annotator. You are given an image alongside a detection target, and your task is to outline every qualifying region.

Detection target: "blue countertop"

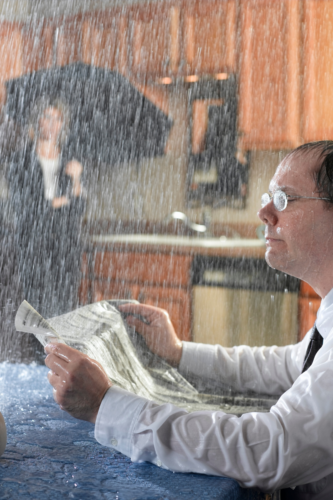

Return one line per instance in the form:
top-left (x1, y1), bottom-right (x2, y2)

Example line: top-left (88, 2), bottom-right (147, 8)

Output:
top-left (0, 363), bottom-right (266, 500)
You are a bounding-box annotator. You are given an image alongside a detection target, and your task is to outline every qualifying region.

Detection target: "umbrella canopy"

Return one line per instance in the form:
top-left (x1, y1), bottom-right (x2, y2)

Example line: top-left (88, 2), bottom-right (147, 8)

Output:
top-left (5, 63), bottom-right (173, 164)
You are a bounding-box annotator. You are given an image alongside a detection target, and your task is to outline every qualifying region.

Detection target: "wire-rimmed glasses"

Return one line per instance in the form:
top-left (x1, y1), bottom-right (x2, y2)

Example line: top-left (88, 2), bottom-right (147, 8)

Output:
top-left (261, 189), bottom-right (330, 212)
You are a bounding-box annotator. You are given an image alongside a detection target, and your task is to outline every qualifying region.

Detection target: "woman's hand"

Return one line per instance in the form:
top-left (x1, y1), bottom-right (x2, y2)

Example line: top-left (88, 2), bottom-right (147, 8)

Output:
top-left (65, 160), bottom-right (83, 197)
top-left (65, 160), bottom-right (83, 180)
top-left (52, 196), bottom-right (69, 208)
top-left (118, 304), bottom-right (183, 367)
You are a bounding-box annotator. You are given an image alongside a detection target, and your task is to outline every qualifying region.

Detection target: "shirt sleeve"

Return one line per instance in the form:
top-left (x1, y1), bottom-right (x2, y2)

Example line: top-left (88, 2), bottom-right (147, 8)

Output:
top-left (95, 329), bottom-right (333, 492)
top-left (179, 332), bottom-right (311, 396)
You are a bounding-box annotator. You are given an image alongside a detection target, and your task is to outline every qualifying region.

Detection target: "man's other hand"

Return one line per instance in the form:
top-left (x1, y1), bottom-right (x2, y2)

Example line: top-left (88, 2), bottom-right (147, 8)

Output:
top-left (45, 344), bottom-right (112, 423)
top-left (118, 304), bottom-right (183, 367)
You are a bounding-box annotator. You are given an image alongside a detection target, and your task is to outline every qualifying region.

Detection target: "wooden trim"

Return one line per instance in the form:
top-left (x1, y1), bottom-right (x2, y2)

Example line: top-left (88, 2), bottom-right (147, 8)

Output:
top-left (303, 0), bottom-right (317, 141)
top-left (286, 0), bottom-right (301, 146)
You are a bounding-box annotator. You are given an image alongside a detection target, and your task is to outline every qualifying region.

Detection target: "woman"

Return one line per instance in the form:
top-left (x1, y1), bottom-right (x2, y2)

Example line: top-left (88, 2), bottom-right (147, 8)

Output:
top-left (7, 97), bottom-right (86, 319)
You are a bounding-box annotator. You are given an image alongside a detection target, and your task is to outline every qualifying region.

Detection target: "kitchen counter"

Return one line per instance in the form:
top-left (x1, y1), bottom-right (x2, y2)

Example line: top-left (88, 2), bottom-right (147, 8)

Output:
top-left (89, 234), bottom-right (266, 258)
top-left (80, 235), bottom-right (266, 342)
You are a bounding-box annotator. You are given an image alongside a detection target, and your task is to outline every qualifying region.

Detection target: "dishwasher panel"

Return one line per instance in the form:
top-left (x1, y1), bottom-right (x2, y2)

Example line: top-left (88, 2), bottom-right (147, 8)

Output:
top-left (192, 256), bottom-right (300, 347)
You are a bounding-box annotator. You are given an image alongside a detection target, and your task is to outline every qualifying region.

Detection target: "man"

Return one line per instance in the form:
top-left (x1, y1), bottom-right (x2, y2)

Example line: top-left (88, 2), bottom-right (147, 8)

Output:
top-left (45, 142), bottom-right (333, 499)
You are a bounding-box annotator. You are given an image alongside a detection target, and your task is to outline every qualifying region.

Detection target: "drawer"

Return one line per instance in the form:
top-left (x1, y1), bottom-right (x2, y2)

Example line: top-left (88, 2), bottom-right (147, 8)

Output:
top-left (93, 252), bottom-right (192, 287)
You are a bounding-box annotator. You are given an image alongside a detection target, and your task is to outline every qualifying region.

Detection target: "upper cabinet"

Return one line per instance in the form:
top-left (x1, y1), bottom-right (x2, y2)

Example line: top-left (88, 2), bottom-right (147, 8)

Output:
top-left (0, 23), bottom-right (23, 81)
top-left (56, 17), bottom-right (84, 67)
top-left (22, 21), bottom-right (53, 73)
top-left (238, 0), bottom-right (301, 150)
top-left (183, 0), bottom-right (236, 75)
top-left (303, 0), bottom-right (333, 141)
top-left (82, 11), bottom-right (128, 73)
top-left (6, 1), bottom-right (333, 150)
top-left (129, 4), bottom-right (180, 77)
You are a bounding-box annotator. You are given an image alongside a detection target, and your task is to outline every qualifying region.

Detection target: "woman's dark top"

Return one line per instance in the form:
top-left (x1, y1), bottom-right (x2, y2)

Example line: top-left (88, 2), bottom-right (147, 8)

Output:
top-left (6, 142), bottom-right (86, 317)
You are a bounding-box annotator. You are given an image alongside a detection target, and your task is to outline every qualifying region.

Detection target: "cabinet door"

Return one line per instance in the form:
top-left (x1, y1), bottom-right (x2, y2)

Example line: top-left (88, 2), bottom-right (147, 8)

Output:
top-left (22, 22), bottom-right (54, 73)
top-left (298, 281), bottom-right (321, 341)
top-left (303, 0), bottom-right (333, 141)
top-left (91, 280), bottom-right (140, 303)
top-left (82, 13), bottom-right (128, 73)
top-left (0, 23), bottom-right (22, 82)
top-left (130, 4), bottom-right (180, 76)
top-left (138, 285), bottom-right (191, 341)
top-left (183, 0), bottom-right (236, 75)
top-left (56, 17), bottom-right (83, 67)
top-left (239, 0), bottom-right (300, 150)
top-left (298, 297), bottom-right (321, 341)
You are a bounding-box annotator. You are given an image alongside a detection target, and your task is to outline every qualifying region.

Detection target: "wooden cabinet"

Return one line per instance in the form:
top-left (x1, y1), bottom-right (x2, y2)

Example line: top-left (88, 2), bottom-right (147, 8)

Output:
top-left (80, 249), bottom-right (321, 346)
top-left (183, 0), bottom-right (236, 75)
top-left (22, 22), bottom-right (54, 73)
top-left (298, 282), bottom-right (321, 340)
top-left (138, 285), bottom-right (191, 341)
top-left (82, 12), bottom-right (128, 72)
top-left (303, 0), bottom-right (333, 141)
top-left (0, 23), bottom-right (23, 81)
top-left (81, 250), bottom-right (192, 341)
top-left (129, 4), bottom-right (180, 77)
top-left (56, 17), bottom-right (84, 67)
top-left (238, 0), bottom-right (301, 150)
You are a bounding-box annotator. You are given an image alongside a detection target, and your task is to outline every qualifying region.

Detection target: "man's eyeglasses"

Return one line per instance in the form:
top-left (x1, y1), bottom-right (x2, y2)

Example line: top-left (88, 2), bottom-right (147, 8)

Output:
top-left (261, 189), bottom-right (330, 212)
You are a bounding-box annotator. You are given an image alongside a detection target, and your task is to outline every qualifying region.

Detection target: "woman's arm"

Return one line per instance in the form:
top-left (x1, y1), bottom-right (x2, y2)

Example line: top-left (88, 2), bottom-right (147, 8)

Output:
top-left (52, 159), bottom-right (85, 209)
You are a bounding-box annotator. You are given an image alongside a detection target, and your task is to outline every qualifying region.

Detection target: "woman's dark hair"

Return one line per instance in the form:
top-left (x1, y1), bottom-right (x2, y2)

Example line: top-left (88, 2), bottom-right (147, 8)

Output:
top-left (286, 141), bottom-right (333, 205)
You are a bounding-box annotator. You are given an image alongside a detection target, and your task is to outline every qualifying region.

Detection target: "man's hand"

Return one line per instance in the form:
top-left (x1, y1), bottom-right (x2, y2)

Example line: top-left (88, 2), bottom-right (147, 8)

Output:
top-left (45, 343), bottom-right (112, 423)
top-left (118, 304), bottom-right (183, 367)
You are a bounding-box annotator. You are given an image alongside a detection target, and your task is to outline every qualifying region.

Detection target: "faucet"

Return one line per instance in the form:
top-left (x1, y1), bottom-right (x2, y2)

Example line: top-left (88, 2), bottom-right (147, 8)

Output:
top-left (164, 211), bottom-right (207, 234)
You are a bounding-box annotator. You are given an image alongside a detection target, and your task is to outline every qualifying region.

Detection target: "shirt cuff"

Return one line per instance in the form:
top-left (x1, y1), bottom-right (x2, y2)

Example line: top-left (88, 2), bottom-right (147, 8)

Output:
top-left (179, 341), bottom-right (216, 379)
top-left (95, 386), bottom-right (149, 458)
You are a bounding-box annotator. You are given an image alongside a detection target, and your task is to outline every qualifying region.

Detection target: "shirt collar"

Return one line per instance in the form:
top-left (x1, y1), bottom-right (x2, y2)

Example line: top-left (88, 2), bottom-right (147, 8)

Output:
top-left (316, 287), bottom-right (333, 339)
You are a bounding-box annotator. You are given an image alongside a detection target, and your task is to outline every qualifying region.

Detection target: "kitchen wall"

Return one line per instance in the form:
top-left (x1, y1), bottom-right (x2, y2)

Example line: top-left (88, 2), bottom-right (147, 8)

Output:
top-left (85, 86), bottom-right (287, 228)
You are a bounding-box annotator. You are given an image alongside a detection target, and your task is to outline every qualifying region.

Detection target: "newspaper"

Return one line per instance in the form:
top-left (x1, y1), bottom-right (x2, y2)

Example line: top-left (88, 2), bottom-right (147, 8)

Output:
top-left (15, 299), bottom-right (277, 414)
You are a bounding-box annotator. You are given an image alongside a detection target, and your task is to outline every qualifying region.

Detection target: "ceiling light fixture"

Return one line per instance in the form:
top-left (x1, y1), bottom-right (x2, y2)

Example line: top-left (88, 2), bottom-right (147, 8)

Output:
top-left (185, 75), bottom-right (199, 83)
top-left (158, 77), bottom-right (173, 85)
top-left (215, 73), bottom-right (228, 80)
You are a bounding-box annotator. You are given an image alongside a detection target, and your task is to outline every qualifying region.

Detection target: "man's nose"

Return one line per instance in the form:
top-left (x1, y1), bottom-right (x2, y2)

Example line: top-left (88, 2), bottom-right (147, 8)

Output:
top-left (257, 201), bottom-right (278, 225)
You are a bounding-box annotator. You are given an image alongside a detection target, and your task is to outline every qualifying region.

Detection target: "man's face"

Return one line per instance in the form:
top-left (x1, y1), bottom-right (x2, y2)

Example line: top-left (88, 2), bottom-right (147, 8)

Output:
top-left (258, 152), bottom-right (333, 281)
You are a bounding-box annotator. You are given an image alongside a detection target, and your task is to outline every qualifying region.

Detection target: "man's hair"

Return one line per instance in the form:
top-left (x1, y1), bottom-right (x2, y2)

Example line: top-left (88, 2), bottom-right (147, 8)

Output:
top-left (286, 141), bottom-right (333, 205)
top-left (28, 97), bottom-right (70, 145)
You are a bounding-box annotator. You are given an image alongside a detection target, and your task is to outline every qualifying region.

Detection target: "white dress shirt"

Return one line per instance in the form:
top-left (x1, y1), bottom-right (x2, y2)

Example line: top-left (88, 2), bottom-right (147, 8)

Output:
top-left (38, 155), bottom-right (60, 200)
top-left (95, 288), bottom-right (333, 497)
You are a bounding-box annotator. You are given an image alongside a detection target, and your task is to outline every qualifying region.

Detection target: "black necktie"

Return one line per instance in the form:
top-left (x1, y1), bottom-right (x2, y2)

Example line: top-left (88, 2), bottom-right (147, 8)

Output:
top-left (301, 325), bottom-right (323, 373)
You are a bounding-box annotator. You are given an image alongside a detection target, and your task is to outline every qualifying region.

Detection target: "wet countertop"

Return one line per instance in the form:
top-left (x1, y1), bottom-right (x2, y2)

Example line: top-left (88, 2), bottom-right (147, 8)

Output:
top-left (0, 363), bottom-right (267, 500)
top-left (90, 234), bottom-right (266, 257)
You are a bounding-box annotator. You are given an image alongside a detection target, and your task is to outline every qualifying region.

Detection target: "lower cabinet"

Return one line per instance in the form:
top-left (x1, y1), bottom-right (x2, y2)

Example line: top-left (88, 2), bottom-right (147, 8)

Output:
top-left (79, 250), bottom-right (321, 345)
top-left (137, 285), bottom-right (191, 341)
top-left (298, 282), bottom-right (321, 340)
top-left (79, 250), bottom-right (192, 341)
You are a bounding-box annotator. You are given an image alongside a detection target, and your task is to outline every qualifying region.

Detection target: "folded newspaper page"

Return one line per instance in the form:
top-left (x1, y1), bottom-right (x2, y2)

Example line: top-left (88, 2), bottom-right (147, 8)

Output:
top-left (15, 299), bottom-right (277, 414)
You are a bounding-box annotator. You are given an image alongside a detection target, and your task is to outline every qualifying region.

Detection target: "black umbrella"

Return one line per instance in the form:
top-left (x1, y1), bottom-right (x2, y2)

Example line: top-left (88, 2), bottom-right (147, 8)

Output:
top-left (5, 62), bottom-right (173, 164)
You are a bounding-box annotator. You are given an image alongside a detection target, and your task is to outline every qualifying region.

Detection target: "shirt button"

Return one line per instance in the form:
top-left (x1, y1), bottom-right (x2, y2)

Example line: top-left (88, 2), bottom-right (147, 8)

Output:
top-left (156, 460), bottom-right (162, 467)
top-left (110, 438), bottom-right (118, 447)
